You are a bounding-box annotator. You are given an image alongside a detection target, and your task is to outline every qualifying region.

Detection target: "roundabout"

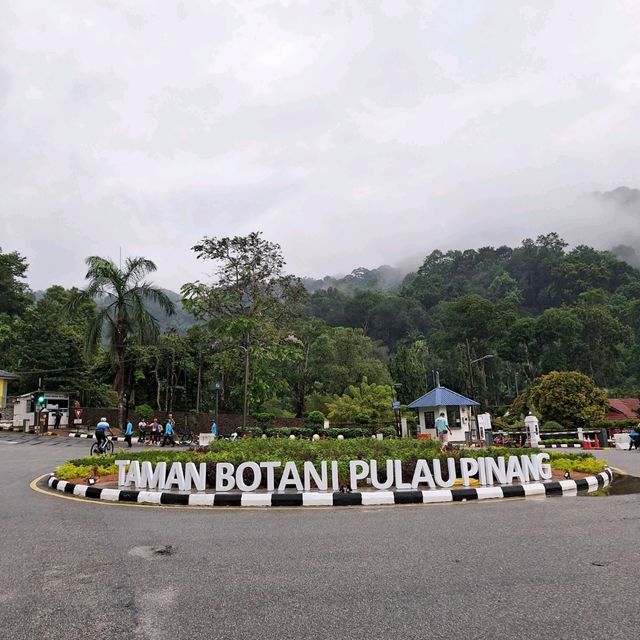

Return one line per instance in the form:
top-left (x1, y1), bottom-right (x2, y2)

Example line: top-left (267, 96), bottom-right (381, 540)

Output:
top-left (43, 468), bottom-right (614, 508)
top-left (41, 438), bottom-right (614, 508)
top-left (2, 429), bottom-right (638, 640)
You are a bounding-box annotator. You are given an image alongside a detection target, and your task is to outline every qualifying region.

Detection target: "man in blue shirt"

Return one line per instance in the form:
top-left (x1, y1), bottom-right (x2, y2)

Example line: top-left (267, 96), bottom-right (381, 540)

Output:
top-left (161, 419), bottom-right (176, 447)
top-left (124, 420), bottom-right (134, 448)
top-left (210, 420), bottom-right (218, 437)
top-left (95, 417), bottom-right (113, 452)
top-left (435, 412), bottom-right (452, 446)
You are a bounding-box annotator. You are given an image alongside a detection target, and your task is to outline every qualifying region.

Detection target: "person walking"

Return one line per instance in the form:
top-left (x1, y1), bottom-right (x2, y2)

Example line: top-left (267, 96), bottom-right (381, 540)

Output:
top-left (124, 419), bottom-right (134, 448)
top-left (435, 411), bottom-right (452, 446)
top-left (629, 426), bottom-right (640, 451)
top-left (210, 419), bottom-right (218, 438)
top-left (161, 418), bottom-right (176, 447)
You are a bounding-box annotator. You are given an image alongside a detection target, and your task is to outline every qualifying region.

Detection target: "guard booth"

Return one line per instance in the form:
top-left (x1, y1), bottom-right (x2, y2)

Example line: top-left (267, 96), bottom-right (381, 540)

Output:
top-left (13, 391), bottom-right (71, 430)
top-left (407, 384), bottom-right (479, 444)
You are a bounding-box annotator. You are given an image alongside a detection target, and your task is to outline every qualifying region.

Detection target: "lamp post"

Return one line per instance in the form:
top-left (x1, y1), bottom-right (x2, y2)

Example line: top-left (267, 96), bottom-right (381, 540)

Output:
top-left (465, 340), bottom-right (495, 440)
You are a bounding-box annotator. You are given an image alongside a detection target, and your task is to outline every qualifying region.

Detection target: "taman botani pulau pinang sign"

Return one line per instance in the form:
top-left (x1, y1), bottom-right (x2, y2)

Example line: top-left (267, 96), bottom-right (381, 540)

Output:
top-left (115, 454), bottom-right (553, 493)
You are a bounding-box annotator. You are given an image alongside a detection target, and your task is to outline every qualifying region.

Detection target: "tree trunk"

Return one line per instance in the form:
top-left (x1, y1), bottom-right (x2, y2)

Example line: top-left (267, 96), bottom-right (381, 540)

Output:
top-left (154, 352), bottom-right (162, 412)
top-left (114, 343), bottom-right (126, 429)
top-left (196, 351), bottom-right (202, 413)
top-left (242, 333), bottom-right (250, 430)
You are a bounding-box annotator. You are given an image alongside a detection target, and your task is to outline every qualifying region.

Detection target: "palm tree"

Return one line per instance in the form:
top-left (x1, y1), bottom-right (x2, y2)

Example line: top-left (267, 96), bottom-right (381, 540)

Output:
top-left (73, 256), bottom-right (175, 426)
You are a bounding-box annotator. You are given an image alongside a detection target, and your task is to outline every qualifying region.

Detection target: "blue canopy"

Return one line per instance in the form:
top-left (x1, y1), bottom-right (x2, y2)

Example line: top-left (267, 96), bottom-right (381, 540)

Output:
top-left (407, 386), bottom-right (479, 409)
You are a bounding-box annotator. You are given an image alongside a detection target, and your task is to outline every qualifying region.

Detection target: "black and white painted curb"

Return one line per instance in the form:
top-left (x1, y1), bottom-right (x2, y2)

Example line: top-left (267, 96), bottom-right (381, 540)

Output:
top-left (67, 433), bottom-right (142, 443)
top-left (46, 469), bottom-right (613, 508)
top-left (543, 444), bottom-right (583, 449)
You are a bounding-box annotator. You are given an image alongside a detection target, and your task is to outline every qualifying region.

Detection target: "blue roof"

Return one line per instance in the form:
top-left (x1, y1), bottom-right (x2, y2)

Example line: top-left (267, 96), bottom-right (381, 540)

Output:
top-left (407, 386), bottom-right (479, 409)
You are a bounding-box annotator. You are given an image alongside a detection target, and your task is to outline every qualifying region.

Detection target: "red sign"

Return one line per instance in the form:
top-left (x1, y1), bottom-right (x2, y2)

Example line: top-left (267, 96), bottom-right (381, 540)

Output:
top-left (74, 409), bottom-right (83, 420)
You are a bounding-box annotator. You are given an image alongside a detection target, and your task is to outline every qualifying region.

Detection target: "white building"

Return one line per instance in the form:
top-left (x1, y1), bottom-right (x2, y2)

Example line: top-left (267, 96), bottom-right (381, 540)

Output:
top-left (13, 391), bottom-right (71, 430)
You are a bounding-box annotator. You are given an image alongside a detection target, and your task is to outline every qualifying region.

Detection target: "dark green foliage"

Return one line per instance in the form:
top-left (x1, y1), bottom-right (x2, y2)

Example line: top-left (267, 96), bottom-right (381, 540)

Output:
top-left (306, 410), bottom-right (325, 424)
top-left (541, 420), bottom-right (565, 432)
top-left (135, 404), bottom-right (154, 422)
top-left (8, 232), bottom-right (640, 425)
top-left (254, 412), bottom-right (276, 423)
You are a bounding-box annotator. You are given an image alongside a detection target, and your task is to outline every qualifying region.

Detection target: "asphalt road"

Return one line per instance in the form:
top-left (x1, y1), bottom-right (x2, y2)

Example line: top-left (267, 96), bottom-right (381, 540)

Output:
top-left (1, 432), bottom-right (639, 640)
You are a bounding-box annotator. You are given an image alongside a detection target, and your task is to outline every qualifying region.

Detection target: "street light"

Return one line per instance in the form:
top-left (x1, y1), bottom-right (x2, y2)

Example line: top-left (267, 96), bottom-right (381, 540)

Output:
top-left (465, 343), bottom-right (496, 440)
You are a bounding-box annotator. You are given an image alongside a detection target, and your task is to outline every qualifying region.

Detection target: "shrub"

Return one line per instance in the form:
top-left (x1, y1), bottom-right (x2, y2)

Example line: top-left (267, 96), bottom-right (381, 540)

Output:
top-left (254, 412), bottom-right (276, 423)
top-left (541, 438), bottom-right (581, 445)
top-left (135, 404), bottom-right (154, 422)
top-left (306, 411), bottom-right (325, 425)
top-left (55, 461), bottom-right (118, 480)
top-left (541, 420), bottom-right (565, 433)
top-left (548, 455), bottom-right (606, 474)
top-left (376, 427), bottom-right (397, 438)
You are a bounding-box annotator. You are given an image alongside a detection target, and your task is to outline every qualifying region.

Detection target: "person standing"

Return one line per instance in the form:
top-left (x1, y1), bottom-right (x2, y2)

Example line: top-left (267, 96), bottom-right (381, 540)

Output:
top-left (124, 419), bottom-right (134, 447)
top-left (150, 418), bottom-right (160, 445)
top-left (162, 418), bottom-right (176, 447)
top-left (138, 418), bottom-right (147, 443)
top-left (210, 420), bottom-right (218, 438)
top-left (435, 411), bottom-right (452, 446)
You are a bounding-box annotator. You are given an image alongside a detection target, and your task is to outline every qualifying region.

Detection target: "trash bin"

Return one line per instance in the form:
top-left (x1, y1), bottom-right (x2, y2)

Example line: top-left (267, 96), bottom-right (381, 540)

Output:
top-left (484, 429), bottom-right (494, 446)
top-left (23, 419), bottom-right (30, 433)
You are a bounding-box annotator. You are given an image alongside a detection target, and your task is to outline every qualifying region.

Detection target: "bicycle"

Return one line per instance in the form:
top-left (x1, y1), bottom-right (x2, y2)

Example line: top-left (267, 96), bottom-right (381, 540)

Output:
top-left (90, 435), bottom-right (114, 455)
top-left (176, 430), bottom-right (196, 446)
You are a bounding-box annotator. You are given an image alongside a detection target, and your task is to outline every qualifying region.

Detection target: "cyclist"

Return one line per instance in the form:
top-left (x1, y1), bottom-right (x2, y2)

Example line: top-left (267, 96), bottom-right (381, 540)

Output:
top-left (95, 417), bottom-right (114, 453)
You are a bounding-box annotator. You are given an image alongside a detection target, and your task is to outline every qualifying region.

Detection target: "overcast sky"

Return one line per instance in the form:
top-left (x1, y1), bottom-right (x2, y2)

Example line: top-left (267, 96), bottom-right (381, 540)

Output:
top-left (2, 0), bottom-right (640, 291)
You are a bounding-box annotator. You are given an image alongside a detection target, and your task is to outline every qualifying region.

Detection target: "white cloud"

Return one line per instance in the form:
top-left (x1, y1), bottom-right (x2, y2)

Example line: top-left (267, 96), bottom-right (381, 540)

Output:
top-left (1, 0), bottom-right (640, 290)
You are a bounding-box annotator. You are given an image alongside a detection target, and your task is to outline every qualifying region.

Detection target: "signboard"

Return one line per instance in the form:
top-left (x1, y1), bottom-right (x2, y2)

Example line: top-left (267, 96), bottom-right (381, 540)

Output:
top-left (392, 401), bottom-right (401, 410)
top-left (115, 453), bottom-right (552, 493)
top-left (74, 409), bottom-right (83, 420)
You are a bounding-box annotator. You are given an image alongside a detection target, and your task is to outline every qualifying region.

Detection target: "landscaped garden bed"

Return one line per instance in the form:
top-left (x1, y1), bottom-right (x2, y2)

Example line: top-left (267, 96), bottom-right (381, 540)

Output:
top-left (55, 439), bottom-right (607, 489)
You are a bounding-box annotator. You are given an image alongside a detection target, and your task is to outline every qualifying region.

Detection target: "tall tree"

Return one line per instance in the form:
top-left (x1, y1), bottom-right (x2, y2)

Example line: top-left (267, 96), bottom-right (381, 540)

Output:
top-left (0, 247), bottom-right (32, 316)
top-left (181, 232), bottom-right (307, 428)
top-left (72, 256), bottom-right (175, 426)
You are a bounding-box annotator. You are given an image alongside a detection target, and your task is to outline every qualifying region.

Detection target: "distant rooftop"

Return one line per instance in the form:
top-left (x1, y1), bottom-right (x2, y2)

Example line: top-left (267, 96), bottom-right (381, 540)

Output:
top-left (0, 369), bottom-right (19, 380)
top-left (407, 385), bottom-right (479, 409)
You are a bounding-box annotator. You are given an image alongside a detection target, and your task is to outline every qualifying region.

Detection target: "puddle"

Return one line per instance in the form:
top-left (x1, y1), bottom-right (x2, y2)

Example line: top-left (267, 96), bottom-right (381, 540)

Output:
top-left (603, 474), bottom-right (640, 496)
top-left (128, 545), bottom-right (174, 559)
top-left (580, 474), bottom-right (640, 497)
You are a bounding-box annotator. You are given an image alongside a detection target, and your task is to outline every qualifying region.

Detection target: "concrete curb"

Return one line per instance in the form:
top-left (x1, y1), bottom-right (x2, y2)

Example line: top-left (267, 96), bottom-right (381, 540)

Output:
top-left (67, 432), bottom-right (135, 443)
top-left (543, 443), bottom-right (583, 449)
top-left (46, 468), bottom-right (613, 508)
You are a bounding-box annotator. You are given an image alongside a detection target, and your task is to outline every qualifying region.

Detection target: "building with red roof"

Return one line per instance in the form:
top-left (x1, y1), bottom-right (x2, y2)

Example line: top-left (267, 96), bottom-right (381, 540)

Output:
top-left (606, 398), bottom-right (640, 422)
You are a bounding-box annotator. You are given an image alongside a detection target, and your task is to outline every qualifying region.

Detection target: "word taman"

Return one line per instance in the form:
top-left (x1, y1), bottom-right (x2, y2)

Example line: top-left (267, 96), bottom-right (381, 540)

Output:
top-left (115, 454), bottom-right (553, 493)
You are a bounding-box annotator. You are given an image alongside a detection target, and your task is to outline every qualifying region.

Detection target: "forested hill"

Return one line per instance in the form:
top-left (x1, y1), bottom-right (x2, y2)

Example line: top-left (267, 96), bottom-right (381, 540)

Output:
top-left (305, 232), bottom-right (640, 404)
top-left (3, 232), bottom-right (640, 416)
